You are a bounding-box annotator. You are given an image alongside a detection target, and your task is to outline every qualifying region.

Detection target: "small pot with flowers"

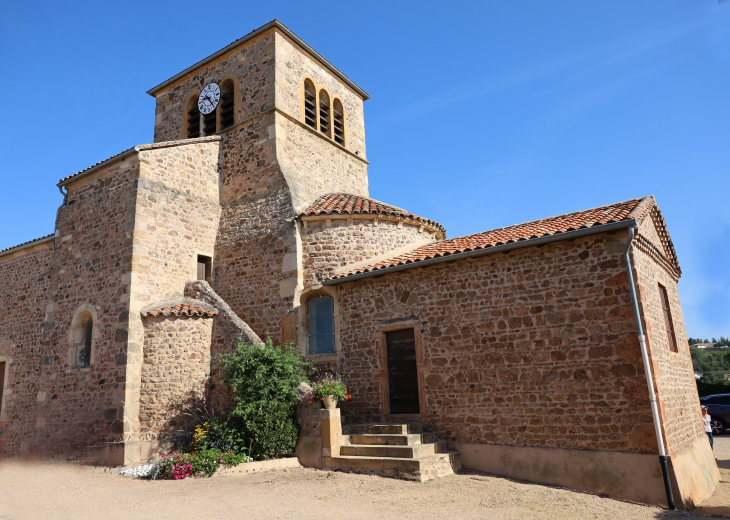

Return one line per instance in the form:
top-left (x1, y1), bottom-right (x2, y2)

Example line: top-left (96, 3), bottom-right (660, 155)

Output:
top-left (307, 372), bottom-right (351, 410)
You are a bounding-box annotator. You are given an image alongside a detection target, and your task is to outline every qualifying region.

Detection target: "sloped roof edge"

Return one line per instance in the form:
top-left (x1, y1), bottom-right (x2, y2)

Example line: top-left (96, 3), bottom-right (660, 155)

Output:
top-left (146, 19), bottom-right (370, 100)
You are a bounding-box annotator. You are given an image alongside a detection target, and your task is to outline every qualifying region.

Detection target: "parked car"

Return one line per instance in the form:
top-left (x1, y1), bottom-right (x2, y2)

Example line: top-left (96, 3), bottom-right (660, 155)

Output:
top-left (699, 394), bottom-right (730, 435)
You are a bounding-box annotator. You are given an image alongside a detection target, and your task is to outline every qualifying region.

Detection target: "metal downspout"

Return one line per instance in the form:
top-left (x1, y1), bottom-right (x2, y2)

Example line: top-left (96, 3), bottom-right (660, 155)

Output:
top-left (53, 186), bottom-right (68, 246)
top-left (624, 226), bottom-right (675, 509)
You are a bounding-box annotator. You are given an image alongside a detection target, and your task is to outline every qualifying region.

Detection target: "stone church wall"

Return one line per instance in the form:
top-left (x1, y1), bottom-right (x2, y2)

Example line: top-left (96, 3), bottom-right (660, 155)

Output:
top-left (274, 31), bottom-right (367, 159)
top-left (124, 139), bottom-right (221, 461)
top-left (631, 213), bottom-right (718, 505)
top-left (0, 243), bottom-right (54, 454)
top-left (335, 231), bottom-right (658, 454)
top-left (152, 31), bottom-right (276, 143)
top-left (139, 315), bottom-right (213, 443)
top-left (301, 218), bottom-right (432, 288)
top-left (35, 155), bottom-right (141, 457)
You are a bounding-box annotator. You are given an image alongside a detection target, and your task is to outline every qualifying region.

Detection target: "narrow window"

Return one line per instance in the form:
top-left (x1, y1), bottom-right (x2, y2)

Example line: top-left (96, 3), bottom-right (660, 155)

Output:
top-left (82, 319), bottom-right (92, 367)
top-left (187, 98), bottom-right (201, 138)
top-left (303, 79), bottom-right (317, 129)
top-left (197, 255), bottom-right (212, 284)
top-left (203, 106), bottom-right (217, 136)
top-left (219, 80), bottom-right (235, 130)
top-left (318, 89), bottom-right (331, 138)
top-left (308, 295), bottom-right (335, 354)
top-left (658, 284), bottom-right (678, 352)
top-left (332, 99), bottom-right (345, 145)
top-left (75, 314), bottom-right (92, 367)
top-left (0, 361), bottom-right (5, 415)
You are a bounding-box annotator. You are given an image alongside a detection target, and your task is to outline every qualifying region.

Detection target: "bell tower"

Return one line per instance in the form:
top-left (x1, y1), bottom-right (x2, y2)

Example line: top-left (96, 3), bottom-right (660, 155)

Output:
top-left (146, 20), bottom-right (370, 343)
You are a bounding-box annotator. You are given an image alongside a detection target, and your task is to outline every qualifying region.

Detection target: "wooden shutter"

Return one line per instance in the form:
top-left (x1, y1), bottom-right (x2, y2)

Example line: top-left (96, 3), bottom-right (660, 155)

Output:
top-left (658, 284), bottom-right (677, 352)
top-left (0, 361), bottom-right (5, 414)
top-left (197, 260), bottom-right (207, 281)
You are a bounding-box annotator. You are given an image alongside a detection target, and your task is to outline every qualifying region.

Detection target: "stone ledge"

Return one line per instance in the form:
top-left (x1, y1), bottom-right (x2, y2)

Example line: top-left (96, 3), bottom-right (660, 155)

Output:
top-left (217, 456), bottom-right (301, 476)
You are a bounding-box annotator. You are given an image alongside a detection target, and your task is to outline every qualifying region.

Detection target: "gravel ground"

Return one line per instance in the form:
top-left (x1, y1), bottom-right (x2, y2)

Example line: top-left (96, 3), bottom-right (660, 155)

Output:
top-left (0, 438), bottom-right (727, 520)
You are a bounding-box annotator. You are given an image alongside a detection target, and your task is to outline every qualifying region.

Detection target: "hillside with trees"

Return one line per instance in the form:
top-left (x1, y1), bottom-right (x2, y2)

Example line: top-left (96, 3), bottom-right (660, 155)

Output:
top-left (690, 339), bottom-right (730, 396)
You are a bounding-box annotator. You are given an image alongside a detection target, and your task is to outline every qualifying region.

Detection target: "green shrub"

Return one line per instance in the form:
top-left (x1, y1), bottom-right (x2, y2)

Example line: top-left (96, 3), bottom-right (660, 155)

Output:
top-left (214, 338), bottom-right (309, 460)
top-left (231, 402), bottom-right (300, 460)
top-left (216, 338), bottom-right (311, 415)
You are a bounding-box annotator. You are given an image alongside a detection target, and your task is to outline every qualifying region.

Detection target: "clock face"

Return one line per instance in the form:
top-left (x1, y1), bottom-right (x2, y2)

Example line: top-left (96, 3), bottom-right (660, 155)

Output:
top-left (198, 83), bottom-right (221, 115)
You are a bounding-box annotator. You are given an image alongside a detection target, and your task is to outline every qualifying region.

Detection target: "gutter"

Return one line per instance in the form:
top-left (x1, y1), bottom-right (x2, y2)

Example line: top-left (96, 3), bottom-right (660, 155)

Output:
top-left (623, 226), bottom-right (676, 509)
top-left (324, 219), bottom-right (635, 286)
top-left (146, 20), bottom-right (370, 100)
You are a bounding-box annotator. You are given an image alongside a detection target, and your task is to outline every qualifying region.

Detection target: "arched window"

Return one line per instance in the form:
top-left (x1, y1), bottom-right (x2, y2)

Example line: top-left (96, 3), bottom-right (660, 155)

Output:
top-left (219, 80), bottom-right (235, 130)
top-left (72, 312), bottom-right (93, 367)
top-left (187, 97), bottom-right (201, 138)
top-left (332, 99), bottom-right (345, 145)
top-left (318, 89), bottom-right (331, 138)
top-left (303, 79), bottom-right (317, 129)
top-left (308, 295), bottom-right (335, 354)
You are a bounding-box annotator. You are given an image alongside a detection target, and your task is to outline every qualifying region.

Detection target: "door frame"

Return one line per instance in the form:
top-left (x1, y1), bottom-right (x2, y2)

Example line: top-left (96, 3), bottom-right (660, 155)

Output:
top-left (377, 320), bottom-right (426, 418)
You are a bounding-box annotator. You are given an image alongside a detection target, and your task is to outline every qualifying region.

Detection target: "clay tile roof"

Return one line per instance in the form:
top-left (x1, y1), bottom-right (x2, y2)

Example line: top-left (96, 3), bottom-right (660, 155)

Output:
top-left (140, 299), bottom-right (218, 318)
top-left (0, 234), bottom-right (54, 256)
top-left (301, 193), bottom-right (446, 236)
top-left (328, 196), bottom-right (655, 281)
top-left (57, 146), bottom-right (136, 184)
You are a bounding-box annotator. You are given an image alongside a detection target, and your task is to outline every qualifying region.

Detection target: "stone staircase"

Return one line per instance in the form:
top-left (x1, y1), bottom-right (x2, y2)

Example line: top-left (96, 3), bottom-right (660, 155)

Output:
top-left (324, 422), bottom-right (461, 482)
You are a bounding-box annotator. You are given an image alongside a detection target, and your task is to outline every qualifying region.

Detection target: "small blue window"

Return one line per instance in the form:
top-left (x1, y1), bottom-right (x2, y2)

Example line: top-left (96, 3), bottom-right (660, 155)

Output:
top-left (308, 296), bottom-right (335, 354)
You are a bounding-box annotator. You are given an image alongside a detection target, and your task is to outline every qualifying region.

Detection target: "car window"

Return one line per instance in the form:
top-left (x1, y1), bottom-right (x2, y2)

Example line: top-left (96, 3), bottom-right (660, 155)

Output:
top-left (702, 397), bottom-right (720, 404)
top-left (719, 396), bottom-right (730, 405)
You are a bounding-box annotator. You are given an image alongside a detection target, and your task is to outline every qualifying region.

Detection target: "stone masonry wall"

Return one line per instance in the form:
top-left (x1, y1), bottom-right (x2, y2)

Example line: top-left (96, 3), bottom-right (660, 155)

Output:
top-left (274, 31), bottom-right (367, 159)
top-left (632, 213), bottom-right (702, 456)
top-left (277, 114), bottom-right (368, 213)
top-left (35, 156), bottom-right (141, 456)
top-left (139, 315), bottom-right (213, 441)
top-left (153, 31), bottom-right (275, 143)
top-left (301, 218), bottom-right (433, 288)
top-left (335, 231), bottom-right (660, 454)
top-left (212, 112), bottom-right (296, 344)
top-left (126, 139), bottom-right (221, 448)
top-left (0, 244), bottom-right (54, 454)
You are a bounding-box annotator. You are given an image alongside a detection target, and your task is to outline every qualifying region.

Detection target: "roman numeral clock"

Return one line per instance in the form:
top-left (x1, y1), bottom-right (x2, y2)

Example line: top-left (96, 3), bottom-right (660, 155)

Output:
top-left (198, 83), bottom-right (220, 114)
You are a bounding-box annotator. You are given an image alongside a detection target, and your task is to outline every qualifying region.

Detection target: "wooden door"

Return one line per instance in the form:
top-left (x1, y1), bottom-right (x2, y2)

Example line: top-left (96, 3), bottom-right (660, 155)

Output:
top-left (385, 328), bottom-right (420, 414)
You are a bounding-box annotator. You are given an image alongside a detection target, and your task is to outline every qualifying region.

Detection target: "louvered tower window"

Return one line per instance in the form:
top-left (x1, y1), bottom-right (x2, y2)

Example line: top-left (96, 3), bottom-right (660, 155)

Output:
top-left (203, 106), bottom-right (217, 136)
top-left (219, 80), bottom-right (235, 130)
top-left (303, 79), bottom-right (317, 129)
top-left (332, 99), bottom-right (345, 145)
top-left (318, 89), bottom-right (331, 137)
top-left (187, 98), bottom-right (201, 138)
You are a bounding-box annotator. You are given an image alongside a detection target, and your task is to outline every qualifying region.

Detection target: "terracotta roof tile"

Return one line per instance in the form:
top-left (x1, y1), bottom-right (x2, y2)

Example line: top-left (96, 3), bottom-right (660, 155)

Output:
top-left (301, 193), bottom-right (445, 236)
top-left (0, 234), bottom-right (54, 256)
top-left (141, 299), bottom-right (218, 318)
top-left (329, 196), bottom-right (655, 281)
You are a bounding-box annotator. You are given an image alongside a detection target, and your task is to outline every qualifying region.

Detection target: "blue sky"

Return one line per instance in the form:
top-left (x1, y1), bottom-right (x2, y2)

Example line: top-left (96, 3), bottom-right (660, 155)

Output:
top-left (1, 1), bottom-right (728, 338)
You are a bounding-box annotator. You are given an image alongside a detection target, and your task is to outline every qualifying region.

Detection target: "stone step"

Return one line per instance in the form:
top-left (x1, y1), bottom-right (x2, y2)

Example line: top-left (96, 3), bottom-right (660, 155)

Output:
top-left (349, 423), bottom-right (424, 435)
top-left (324, 452), bottom-right (461, 482)
top-left (350, 433), bottom-right (437, 446)
top-left (339, 441), bottom-right (447, 458)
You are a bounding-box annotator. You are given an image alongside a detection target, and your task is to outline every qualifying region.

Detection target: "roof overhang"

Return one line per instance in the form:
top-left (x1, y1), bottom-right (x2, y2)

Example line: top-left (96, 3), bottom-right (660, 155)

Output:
top-left (146, 19), bottom-right (370, 100)
top-left (324, 219), bottom-right (636, 286)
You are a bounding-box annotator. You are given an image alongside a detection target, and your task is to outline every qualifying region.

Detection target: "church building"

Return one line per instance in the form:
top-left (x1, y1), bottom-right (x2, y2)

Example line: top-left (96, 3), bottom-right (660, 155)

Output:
top-left (0, 20), bottom-right (719, 507)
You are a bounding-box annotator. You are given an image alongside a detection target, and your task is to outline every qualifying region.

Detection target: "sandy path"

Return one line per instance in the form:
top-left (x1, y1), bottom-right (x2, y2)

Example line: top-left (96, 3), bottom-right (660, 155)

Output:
top-left (1, 439), bottom-right (727, 520)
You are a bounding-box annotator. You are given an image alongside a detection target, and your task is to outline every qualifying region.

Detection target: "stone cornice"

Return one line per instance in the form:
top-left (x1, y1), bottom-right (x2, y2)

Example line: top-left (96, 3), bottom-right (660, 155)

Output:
top-left (300, 213), bottom-right (445, 240)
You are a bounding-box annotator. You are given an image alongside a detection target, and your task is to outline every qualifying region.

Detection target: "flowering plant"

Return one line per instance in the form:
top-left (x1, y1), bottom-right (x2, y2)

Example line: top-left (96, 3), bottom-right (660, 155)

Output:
top-left (307, 372), bottom-right (351, 404)
top-left (158, 449), bottom-right (251, 480)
